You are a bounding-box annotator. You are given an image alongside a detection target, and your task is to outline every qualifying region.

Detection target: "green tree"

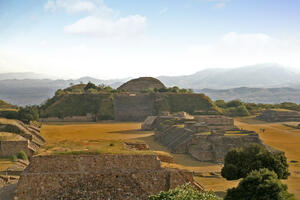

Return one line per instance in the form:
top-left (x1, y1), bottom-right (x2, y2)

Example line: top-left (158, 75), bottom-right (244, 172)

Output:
top-left (221, 144), bottom-right (290, 180)
top-left (18, 106), bottom-right (39, 123)
top-left (226, 100), bottom-right (243, 107)
top-left (224, 168), bottom-right (294, 200)
top-left (84, 82), bottom-right (97, 91)
top-left (149, 184), bottom-right (221, 200)
top-left (17, 151), bottom-right (28, 160)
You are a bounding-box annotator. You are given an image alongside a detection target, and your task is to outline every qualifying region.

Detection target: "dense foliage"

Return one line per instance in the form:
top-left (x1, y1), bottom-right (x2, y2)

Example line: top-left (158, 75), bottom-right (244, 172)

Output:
top-left (149, 184), bottom-right (221, 200)
top-left (215, 99), bottom-right (300, 116)
top-left (224, 168), bottom-right (294, 200)
top-left (221, 144), bottom-right (289, 180)
top-left (16, 151), bottom-right (28, 161)
top-left (18, 106), bottom-right (39, 123)
top-left (0, 105), bottom-right (39, 124)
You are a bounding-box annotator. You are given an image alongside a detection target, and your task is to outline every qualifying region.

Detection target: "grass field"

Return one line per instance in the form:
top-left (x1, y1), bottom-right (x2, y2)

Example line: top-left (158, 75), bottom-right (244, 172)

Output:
top-left (235, 117), bottom-right (300, 199)
top-left (40, 122), bottom-right (154, 155)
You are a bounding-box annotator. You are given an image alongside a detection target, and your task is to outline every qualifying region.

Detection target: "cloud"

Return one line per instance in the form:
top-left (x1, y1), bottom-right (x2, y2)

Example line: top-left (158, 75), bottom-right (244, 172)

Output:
top-left (160, 8), bottom-right (168, 15)
top-left (64, 15), bottom-right (146, 38)
top-left (45, 0), bottom-right (146, 39)
top-left (185, 32), bottom-right (300, 70)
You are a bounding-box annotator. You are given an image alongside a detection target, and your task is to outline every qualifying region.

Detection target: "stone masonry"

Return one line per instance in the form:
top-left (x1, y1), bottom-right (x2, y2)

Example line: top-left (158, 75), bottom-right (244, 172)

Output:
top-left (15, 154), bottom-right (198, 200)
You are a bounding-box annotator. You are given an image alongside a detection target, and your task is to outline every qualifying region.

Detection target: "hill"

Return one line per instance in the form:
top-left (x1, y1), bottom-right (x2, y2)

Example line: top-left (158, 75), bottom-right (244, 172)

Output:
top-left (2, 64), bottom-right (300, 105)
top-left (198, 87), bottom-right (300, 104)
top-left (40, 78), bottom-right (220, 121)
top-left (158, 64), bottom-right (300, 89)
top-left (0, 99), bottom-right (17, 110)
top-left (118, 77), bottom-right (166, 92)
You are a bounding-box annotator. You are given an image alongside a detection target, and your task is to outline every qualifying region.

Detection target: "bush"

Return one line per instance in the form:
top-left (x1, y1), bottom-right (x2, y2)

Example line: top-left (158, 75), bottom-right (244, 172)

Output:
top-left (17, 151), bottom-right (28, 161)
top-left (224, 168), bottom-right (294, 200)
top-left (11, 155), bottom-right (18, 162)
top-left (18, 106), bottom-right (39, 123)
top-left (224, 105), bottom-right (250, 117)
top-left (149, 184), bottom-right (221, 200)
top-left (221, 144), bottom-right (290, 180)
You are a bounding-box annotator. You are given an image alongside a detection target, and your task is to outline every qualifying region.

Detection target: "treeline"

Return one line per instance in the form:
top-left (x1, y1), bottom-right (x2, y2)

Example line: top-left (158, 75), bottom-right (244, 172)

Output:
top-left (0, 106), bottom-right (39, 124)
top-left (54, 82), bottom-right (193, 96)
top-left (215, 99), bottom-right (300, 117)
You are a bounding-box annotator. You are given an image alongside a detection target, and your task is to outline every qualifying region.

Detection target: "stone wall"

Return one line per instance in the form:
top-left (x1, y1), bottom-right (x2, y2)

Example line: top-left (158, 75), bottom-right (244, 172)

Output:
top-left (40, 114), bottom-right (94, 122)
top-left (258, 109), bottom-right (300, 122)
top-left (114, 94), bottom-right (155, 121)
top-left (0, 140), bottom-right (33, 157)
top-left (193, 115), bottom-right (234, 130)
top-left (15, 154), bottom-right (195, 200)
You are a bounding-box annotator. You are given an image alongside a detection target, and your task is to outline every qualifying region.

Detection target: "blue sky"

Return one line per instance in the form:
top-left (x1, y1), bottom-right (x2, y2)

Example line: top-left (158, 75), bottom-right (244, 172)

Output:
top-left (0, 0), bottom-right (300, 79)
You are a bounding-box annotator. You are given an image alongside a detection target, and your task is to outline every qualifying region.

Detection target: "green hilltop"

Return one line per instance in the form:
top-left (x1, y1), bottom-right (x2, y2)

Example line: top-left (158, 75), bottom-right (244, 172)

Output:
top-left (40, 77), bottom-right (221, 121)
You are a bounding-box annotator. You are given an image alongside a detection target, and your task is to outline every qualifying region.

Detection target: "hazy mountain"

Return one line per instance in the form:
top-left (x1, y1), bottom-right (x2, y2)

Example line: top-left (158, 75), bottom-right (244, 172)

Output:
top-left (0, 77), bottom-right (129, 106)
top-left (198, 87), bottom-right (300, 104)
top-left (158, 64), bottom-right (300, 89)
top-left (1, 64), bottom-right (300, 106)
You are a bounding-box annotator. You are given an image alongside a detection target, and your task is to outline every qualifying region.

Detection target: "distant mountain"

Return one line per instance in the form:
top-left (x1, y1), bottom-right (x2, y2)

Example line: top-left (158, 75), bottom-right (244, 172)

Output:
top-left (198, 87), bottom-right (300, 104)
top-left (158, 64), bottom-right (300, 89)
top-left (0, 77), bottom-right (129, 106)
top-left (1, 64), bottom-right (300, 106)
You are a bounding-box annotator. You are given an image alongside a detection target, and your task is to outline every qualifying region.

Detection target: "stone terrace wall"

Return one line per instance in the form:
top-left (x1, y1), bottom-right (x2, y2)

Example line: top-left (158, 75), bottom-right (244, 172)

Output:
top-left (15, 154), bottom-right (193, 200)
top-left (40, 114), bottom-right (94, 122)
top-left (114, 94), bottom-right (155, 121)
top-left (258, 109), bottom-right (300, 122)
top-left (0, 140), bottom-right (32, 157)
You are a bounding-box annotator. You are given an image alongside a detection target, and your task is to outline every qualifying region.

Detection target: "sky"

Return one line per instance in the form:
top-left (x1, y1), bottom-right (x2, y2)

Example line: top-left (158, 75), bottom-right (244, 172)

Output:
top-left (0, 0), bottom-right (300, 79)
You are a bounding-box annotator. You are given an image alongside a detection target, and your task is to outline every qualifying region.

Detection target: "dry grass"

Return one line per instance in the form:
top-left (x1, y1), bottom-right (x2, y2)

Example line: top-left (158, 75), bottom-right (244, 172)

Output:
top-left (0, 158), bottom-right (14, 171)
top-left (39, 122), bottom-right (154, 155)
top-left (235, 117), bottom-right (300, 199)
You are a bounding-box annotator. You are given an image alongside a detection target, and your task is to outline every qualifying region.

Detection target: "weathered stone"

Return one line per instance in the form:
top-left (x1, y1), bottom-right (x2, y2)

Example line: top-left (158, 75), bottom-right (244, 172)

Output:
top-left (14, 154), bottom-right (198, 200)
top-left (258, 109), bottom-right (300, 122)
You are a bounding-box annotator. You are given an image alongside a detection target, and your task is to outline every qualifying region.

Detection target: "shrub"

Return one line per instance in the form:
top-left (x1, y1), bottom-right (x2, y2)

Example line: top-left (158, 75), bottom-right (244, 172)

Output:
top-left (17, 151), bottom-right (28, 161)
top-left (149, 184), bottom-right (221, 200)
top-left (11, 155), bottom-right (18, 162)
top-left (224, 168), bottom-right (294, 200)
top-left (224, 105), bottom-right (250, 117)
top-left (221, 144), bottom-right (290, 180)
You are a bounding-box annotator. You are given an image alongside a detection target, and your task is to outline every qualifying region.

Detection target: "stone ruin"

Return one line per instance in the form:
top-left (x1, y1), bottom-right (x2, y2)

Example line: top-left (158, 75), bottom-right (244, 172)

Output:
top-left (0, 118), bottom-right (44, 157)
top-left (14, 154), bottom-right (203, 200)
top-left (142, 112), bottom-right (264, 162)
top-left (257, 109), bottom-right (300, 122)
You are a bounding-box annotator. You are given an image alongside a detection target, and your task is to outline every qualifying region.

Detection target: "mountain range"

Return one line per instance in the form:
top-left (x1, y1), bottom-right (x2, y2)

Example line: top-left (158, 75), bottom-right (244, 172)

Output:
top-left (1, 64), bottom-right (300, 105)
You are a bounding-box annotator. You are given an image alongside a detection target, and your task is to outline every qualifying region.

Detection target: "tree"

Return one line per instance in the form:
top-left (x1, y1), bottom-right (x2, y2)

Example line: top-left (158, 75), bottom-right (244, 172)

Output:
top-left (221, 144), bottom-right (290, 180)
top-left (149, 184), bottom-right (221, 200)
top-left (226, 100), bottom-right (243, 107)
top-left (18, 106), bottom-right (39, 123)
top-left (84, 82), bottom-right (97, 91)
top-left (224, 168), bottom-right (294, 200)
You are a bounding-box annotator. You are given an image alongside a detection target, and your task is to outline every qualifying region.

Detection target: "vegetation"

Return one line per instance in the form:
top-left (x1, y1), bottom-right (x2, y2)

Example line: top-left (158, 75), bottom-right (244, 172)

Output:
top-left (149, 184), bottom-right (221, 200)
top-left (224, 168), bottom-right (294, 200)
top-left (0, 105), bottom-right (39, 124)
top-left (155, 93), bottom-right (221, 115)
top-left (16, 151), bottom-right (28, 161)
top-left (0, 99), bottom-right (17, 109)
top-left (221, 144), bottom-right (289, 180)
top-left (215, 99), bottom-right (300, 117)
top-left (18, 106), bottom-right (39, 123)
